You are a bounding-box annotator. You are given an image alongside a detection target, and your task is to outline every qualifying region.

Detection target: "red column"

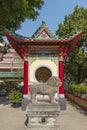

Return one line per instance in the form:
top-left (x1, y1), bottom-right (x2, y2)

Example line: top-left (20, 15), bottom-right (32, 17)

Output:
top-left (59, 58), bottom-right (64, 98)
top-left (23, 59), bottom-right (28, 98)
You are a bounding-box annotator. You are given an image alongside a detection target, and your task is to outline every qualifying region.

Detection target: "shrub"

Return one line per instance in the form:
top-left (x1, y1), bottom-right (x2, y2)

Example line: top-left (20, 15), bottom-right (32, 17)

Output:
top-left (68, 84), bottom-right (87, 96)
top-left (9, 90), bottom-right (23, 104)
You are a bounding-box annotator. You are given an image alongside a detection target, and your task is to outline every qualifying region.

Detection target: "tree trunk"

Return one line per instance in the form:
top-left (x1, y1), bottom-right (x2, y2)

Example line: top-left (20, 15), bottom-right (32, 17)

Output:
top-left (77, 64), bottom-right (82, 84)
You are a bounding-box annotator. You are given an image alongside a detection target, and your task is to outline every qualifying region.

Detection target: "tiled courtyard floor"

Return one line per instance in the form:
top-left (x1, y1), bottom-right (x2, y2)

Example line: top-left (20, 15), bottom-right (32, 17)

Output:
top-left (0, 97), bottom-right (87, 130)
top-left (60, 99), bottom-right (87, 130)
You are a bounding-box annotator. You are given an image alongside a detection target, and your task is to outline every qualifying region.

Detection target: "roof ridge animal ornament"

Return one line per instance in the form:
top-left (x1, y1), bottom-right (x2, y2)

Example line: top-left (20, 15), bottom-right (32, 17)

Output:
top-left (29, 76), bottom-right (62, 104)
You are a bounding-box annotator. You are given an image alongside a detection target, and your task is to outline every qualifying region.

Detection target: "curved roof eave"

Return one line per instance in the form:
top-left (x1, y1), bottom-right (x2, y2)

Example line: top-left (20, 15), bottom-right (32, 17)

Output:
top-left (4, 30), bottom-right (82, 44)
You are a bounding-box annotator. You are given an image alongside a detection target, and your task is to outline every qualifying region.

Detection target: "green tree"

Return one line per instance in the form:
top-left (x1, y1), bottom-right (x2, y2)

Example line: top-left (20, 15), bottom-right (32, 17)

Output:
top-left (56, 6), bottom-right (87, 83)
top-left (0, 80), bottom-right (19, 95)
top-left (0, 0), bottom-right (44, 38)
top-left (65, 48), bottom-right (87, 83)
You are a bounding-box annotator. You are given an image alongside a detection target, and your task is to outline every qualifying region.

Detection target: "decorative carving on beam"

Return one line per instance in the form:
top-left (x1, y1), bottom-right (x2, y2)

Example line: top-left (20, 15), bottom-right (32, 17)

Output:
top-left (59, 46), bottom-right (68, 58)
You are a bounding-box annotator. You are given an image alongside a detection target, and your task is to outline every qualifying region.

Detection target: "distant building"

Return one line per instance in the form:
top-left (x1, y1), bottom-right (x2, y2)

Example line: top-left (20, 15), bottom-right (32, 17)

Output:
top-left (0, 48), bottom-right (23, 72)
top-left (0, 46), bottom-right (23, 80)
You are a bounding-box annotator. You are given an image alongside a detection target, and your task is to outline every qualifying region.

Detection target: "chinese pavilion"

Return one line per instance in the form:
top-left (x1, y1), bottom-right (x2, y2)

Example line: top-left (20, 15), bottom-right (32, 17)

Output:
top-left (4, 22), bottom-right (82, 109)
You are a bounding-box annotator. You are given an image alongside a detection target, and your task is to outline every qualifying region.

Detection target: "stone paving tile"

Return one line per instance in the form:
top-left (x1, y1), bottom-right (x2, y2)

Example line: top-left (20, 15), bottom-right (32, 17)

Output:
top-left (60, 99), bottom-right (87, 130)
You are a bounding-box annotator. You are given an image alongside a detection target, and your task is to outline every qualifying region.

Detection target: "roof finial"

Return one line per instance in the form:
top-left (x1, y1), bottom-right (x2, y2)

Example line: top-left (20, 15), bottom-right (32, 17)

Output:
top-left (42, 21), bottom-right (46, 25)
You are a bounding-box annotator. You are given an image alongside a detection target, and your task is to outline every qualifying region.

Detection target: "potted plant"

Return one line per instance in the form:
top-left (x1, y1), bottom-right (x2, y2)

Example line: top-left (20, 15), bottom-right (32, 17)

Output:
top-left (9, 90), bottom-right (23, 107)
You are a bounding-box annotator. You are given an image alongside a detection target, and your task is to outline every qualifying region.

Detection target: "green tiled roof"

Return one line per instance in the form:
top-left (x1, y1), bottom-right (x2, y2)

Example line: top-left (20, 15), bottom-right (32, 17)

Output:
top-left (31, 21), bottom-right (56, 40)
top-left (4, 23), bottom-right (82, 41)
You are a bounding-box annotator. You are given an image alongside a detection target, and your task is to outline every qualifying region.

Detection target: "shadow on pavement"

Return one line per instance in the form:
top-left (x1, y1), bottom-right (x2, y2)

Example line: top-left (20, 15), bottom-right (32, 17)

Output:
top-left (66, 98), bottom-right (87, 116)
top-left (0, 97), bottom-right (9, 105)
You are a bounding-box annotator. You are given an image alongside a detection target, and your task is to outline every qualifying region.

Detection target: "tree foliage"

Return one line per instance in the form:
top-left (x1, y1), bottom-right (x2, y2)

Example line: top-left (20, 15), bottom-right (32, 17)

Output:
top-left (0, 81), bottom-right (18, 93)
top-left (65, 48), bottom-right (87, 83)
top-left (0, 0), bottom-right (44, 34)
top-left (56, 6), bottom-right (87, 83)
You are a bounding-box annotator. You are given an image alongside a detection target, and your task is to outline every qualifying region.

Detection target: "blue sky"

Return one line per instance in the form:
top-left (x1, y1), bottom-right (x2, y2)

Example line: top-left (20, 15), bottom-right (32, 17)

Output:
top-left (16, 0), bottom-right (87, 37)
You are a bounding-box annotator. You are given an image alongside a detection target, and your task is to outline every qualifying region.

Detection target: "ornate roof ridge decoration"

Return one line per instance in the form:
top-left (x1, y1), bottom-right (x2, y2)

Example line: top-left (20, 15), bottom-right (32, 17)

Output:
top-left (4, 29), bottom-right (82, 43)
top-left (31, 21), bottom-right (56, 39)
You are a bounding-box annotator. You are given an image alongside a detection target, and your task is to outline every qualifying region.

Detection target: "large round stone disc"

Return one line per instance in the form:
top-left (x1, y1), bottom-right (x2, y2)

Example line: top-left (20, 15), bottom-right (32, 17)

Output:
top-left (35, 67), bottom-right (52, 82)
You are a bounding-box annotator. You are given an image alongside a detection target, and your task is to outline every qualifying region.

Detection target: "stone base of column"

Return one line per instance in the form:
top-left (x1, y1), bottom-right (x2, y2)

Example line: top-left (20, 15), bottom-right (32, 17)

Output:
top-left (21, 98), bottom-right (29, 111)
top-left (58, 98), bottom-right (66, 110)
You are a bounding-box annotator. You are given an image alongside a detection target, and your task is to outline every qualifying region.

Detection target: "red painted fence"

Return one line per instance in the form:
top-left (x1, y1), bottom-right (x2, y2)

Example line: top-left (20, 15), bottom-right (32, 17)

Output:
top-left (65, 91), bottom-right (87, 111)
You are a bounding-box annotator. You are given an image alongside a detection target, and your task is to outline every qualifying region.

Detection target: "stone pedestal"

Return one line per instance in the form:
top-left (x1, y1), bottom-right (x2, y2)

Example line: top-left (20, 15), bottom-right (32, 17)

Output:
top-left (25, 102), bottom-right (60, 130)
